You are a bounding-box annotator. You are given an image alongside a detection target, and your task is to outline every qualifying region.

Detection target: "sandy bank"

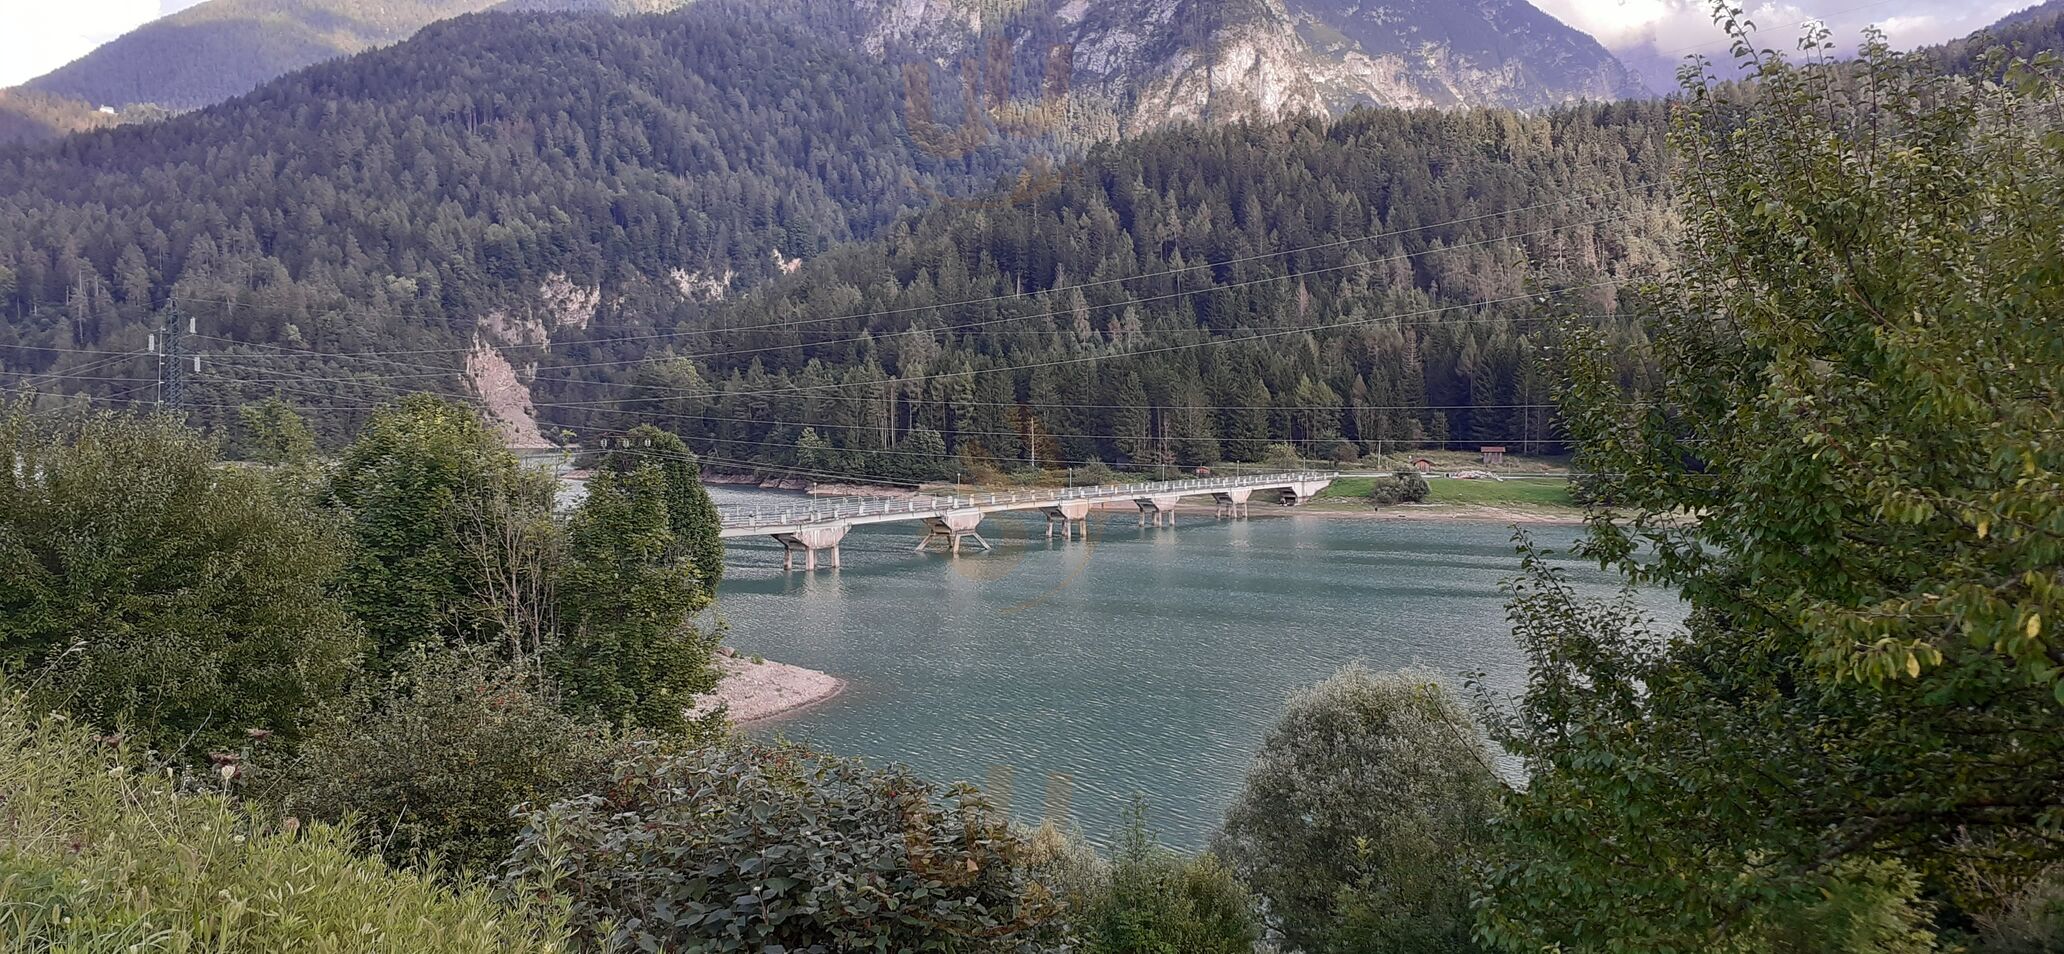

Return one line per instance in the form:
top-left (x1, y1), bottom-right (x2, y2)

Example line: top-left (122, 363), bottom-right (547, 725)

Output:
top-left (690, 650), bottom-right (846, 724)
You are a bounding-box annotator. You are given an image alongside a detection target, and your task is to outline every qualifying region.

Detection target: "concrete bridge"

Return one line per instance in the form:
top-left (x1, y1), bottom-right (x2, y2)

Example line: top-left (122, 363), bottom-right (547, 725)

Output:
top-left (716, 472), bottom-right (1335, 571)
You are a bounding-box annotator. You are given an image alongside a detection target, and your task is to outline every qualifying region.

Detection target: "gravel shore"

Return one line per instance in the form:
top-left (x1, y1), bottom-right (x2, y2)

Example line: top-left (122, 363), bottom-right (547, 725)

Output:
top-left (690, 651), bottom-right (846, 724)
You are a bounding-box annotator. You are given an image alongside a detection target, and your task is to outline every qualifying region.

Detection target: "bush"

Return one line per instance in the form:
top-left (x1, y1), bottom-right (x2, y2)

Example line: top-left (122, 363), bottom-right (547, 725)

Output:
top-left (260, 649), bottom-right (623, 877)
top-left (0, 407), bottom-right (361, 754)
top-left (1216, 667), bottom-right (1501, 954)
top-left (1366, 470), bottom-right (1430, 507)
top-left (0, 678), bottom-right (564, 953)
top-left (1073, 457), bottom-right (1119, 486)
top-left (1974, 869), bottom-right (2064, 953)
top-left (1079, 806), bottom-right (1260, 954)
top-left (506, 740), bottom-right (1067, 952)
top-left (1261, 443), bottom-right (1303, 471)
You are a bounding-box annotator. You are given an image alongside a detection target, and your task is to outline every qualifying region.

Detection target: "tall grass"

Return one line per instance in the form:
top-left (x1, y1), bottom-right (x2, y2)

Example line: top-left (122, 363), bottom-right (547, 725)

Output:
top-left (0, 683), bottom-right (566, 953)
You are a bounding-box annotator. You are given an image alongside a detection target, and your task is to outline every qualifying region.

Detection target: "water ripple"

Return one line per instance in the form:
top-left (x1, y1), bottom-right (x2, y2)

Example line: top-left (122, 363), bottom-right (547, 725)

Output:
top-left (709, 488), bottom-right (1679, 849)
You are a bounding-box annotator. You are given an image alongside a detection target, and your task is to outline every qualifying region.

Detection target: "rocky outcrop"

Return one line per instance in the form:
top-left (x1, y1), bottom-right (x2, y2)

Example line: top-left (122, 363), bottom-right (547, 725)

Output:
top-left (670, 267), bottom-right (736, 301)
top-left (464, 340), bottom-right (551, 449)
top-left (465, 274), bottom-right (606, 449)
top-left (838, 0), bottom-right (1645, 137)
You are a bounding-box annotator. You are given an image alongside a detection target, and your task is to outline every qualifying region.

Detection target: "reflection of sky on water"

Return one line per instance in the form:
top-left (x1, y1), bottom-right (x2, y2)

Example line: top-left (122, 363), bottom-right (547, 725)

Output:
top-left (705, 485), bottom-right (1681, 849)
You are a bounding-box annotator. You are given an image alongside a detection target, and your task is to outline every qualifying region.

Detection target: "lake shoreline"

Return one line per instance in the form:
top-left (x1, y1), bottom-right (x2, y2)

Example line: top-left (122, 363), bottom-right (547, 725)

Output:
top-left (1291, 502), bottom-right (1588, 525)
top-left (700, 472), bottom-right (1586, 524)
top-left (691, 651), bottom-right (847, 724)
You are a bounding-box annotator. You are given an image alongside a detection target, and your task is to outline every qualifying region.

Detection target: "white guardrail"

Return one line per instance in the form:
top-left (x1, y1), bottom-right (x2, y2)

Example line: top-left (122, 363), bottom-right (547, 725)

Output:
top-left (716, 472), bottom-right (1335, 531)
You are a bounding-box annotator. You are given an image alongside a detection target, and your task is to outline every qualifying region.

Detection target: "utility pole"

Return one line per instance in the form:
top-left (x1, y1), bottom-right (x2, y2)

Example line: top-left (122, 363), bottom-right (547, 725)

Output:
top-left (151, 306), bottom-right (198, 411)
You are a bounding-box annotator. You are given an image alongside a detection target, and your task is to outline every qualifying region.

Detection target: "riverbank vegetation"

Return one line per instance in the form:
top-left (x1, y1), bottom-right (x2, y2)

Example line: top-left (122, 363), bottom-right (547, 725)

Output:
top-left (2, 11), bottom-right (2061, 954)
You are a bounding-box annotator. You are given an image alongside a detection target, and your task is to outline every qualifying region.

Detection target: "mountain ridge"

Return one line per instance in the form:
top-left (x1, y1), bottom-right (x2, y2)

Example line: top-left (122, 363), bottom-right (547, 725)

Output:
top-left (6, 0), bottom-right (1642, 146)
top-left (20, 0), bottom-right (515, 112)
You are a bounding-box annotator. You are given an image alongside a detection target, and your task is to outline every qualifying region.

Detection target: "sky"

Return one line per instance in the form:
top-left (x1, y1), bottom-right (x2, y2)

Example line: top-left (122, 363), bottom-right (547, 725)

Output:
top-left (1530, 0), bottom-right (2042, 88)
top-left (0, 0), bottom-right (2049, 89)
top-left (0, 0), bottom-right (206, 88)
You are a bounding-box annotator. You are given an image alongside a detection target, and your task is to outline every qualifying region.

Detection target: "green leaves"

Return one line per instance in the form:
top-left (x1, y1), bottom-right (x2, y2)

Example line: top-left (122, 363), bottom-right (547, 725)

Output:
top-left (1481, 12), bottom-right (2064, 951)
top-left (329, 394), bottom-right (546, 669)
top-left (0, 406), bottom-right (361, 753)
top-left (551, 459), bottom-right (719, 733)
top-left (507, 741), bottom-right (1066, 953)
top-left (1218, 667), bottom-right (1499, 954)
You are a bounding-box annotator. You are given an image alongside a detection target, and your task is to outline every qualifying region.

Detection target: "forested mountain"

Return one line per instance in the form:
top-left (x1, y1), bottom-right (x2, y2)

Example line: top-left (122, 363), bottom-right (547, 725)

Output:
top-left (18, 0), bottom-right (517, 113)
top-left (0, 0), bottom-right (699, 145)
top-left (1934, 0), bottom-right (2064, 72)
top-left (0, 3), bottom-right (1026, 442)
top-left (527, 104), bottom-right (1676, 479)
top-left (0, 91), bottom-right (170, 148)
top-left (7, 0), bottom-right (1639, 150)
top-left (850, 0), bottom-right (1644, 137)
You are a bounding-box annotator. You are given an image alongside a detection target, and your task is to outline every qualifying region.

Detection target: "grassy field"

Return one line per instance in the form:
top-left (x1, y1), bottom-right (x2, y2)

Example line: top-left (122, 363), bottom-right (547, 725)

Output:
top-left (1428, 476), bottom-right (1577, 508)
top-left (1314, 475), bottom-right (1382, 500)
top-left (1314, 474), bottom-right (1578, 510)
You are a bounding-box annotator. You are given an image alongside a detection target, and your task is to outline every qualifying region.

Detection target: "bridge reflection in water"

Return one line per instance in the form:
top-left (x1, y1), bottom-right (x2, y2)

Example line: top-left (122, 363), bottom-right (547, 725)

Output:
top-left (716, 472), bottom-right (1336, 571)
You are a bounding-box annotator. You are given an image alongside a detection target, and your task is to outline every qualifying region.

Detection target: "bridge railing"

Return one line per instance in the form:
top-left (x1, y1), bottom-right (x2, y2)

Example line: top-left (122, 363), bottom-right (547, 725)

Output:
top-left (715, 471), bottom-right (1334, 531)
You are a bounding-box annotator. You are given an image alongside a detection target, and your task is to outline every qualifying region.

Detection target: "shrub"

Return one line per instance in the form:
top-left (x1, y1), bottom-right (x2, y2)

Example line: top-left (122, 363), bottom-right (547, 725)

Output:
top-left (506, 740), bottom-right (1067, 952)
top-left (1261, 443), bottom-right (1303, 471)
top-left (1080, 806), bottom-right (1260, 954)
top-left (0, 407), bottom-right (360, 753)
top-left (1366, 470), bottom-right (1431, 507)
top-left (1974, 869), bottom-right (2064, 953)
top-left (1074, 457), bottom-right (1118, 486)
top-left (1216, 667), bottom-right (1501, 954)
top-left (0, 678), bottom-right (564, 953)
top-left (260, 649), bottom-right (623, 877)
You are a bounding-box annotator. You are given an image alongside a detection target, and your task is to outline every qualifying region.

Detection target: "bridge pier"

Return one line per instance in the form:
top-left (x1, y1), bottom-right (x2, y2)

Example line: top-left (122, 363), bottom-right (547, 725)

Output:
top-left (721, 473), bottom-right (1338, 565)
top-left (1135, 494), bottom-right (1181, 528)
top-left (1041, 500), bottom-right (1091, 540)
top-left (917, 509), bottom-right (990, 555)
top-left (772, 523), bottom-right (848, 572)
top-left (1275, 478), bottom-right (1333, 507)
top-left (1211, 488), bottom-right (1253, 519)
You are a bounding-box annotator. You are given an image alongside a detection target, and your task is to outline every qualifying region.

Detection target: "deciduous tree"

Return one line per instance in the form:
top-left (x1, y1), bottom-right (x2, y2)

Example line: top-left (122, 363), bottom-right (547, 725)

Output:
top-left (0, 407), bottom-right (359, 752)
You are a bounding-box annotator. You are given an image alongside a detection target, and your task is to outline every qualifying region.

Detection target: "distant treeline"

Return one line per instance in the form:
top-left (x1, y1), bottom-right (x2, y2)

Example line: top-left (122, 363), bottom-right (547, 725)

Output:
top-left (547, 105), bottom-right (1676, 478)
top-left (0, 3), bottom-right (1677, 478)
top-left (0, 1), bottom-right (1026, 439)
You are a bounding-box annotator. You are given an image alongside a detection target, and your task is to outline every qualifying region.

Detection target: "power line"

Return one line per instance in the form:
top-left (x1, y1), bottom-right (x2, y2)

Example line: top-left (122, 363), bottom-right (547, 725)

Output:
top-left (199, 364), bottom-right (1578, 446)
top-left (198, 276), bottom-right (1618, 411)
top-left (161, 182), bottom-right (1655, 352)
top-left (194, 370), bottom-right (1583, 475)
top-left (194, 306), bottom-right (1626, 413)
top-left (179, 212), bottom-right (1632, 380)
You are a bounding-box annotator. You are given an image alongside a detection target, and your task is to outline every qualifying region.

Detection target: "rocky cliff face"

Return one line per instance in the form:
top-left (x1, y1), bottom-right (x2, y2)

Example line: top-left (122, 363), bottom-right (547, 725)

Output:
top-left (837, 0), bottom-right (1645, 135)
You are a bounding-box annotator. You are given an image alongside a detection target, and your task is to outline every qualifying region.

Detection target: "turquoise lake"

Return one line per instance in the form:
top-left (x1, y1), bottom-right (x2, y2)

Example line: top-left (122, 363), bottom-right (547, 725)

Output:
top-left (705, 487), bottom-right (1679, 849)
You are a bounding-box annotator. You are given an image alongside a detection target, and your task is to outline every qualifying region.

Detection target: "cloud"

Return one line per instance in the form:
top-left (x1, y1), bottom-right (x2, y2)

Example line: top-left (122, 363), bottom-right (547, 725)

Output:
top-left (0, 0), bottom-right (206, 89)
top-left (1535, 0), bottom-right (2037, 54)
top-left (1532, 0), bottom-right (2042, 92)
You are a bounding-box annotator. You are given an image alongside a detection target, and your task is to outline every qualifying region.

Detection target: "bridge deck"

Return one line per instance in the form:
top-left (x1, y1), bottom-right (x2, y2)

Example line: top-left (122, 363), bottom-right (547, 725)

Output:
top-left (716, 472), bottom-right (1333, 538)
